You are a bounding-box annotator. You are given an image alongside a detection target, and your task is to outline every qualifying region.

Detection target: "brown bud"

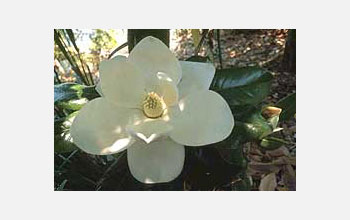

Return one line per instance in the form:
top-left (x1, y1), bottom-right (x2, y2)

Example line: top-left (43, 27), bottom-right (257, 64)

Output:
top-left (262, 106), bottom-right (282, 119)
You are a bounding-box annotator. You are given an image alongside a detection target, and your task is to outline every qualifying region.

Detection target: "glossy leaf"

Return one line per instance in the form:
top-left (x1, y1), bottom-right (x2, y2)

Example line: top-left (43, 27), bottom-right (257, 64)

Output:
top-left (216, 107), bottom-right (275, 165)
top-left (268, 115), bottom-right (280, 130)
top-left (54, 83), bottom-right (99, 104)
top-left (55, 98), bottom-right (89, 111)
top-left (54, 112), bottom-right (78, 153)
top-left (216, 122), bottom-right (247, 167)
top-left (239, 112), bottom-right (274, 140)
top-left (210, 67), bottom-right (273, 106)
top-left (275, 92), bottom-right (296, 121)
top-left (260, 137), bottom-right (287, 150)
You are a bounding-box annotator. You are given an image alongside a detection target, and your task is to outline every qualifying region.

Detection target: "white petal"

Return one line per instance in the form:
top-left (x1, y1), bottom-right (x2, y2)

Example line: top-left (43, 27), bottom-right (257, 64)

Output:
top-left (178, 61), bottom-right (215, 99)
top-left (170, 90), bottom-right (234, 146)
top-left (99, 56), bottom-right (146, 108)
top-left (70, 98), bottom-right (143, 155)
top-left (128, 36), bottom-right (182, 84)
top-left (127, 138), bottom-right (185, 183)
top-left (126, 117), bottom-right (173, 144)
top-left (152, 72), bottom-right (179, 106)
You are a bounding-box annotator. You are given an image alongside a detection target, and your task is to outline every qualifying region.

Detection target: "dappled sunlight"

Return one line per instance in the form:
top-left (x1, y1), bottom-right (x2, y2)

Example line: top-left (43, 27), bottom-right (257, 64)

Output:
top-left (162, 110), bottom-right (171, 122)
top-left (144, 178), bottom-right (155, 184)
top-left (55, 29), bottom-right (296, 191)
top-left (133, 133), bottom-right (158, 144)
top-left (126, 116), bottom-right (173, 144)
top-left (133, 119), bottom-right (143, 126)
top-left (156, 72), bottom-right (173, 82)
top-left (101, 137), bottom-right (132, 154)
top-left (113, 126), bottom-right (123, 134)
top-left (179, 101), bottom-right (185, 111)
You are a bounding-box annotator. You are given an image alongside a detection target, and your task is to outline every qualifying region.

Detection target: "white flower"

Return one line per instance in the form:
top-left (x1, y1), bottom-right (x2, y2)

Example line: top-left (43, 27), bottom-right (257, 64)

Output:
top-left (71, 36), bottom-right (234, 184)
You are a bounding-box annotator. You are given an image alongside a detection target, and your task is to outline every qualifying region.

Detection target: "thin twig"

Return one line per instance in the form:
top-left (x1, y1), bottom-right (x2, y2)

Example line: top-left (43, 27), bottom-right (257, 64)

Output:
top-left (194, 29), bottom-right (209, 55)
top-left (54, 30), bottom-right (90, 85)
top-left (54, 105), bottom-right (65, 118)
top-left (58, 149), bottom-right (79, 170)
top-left (65, 29), bottom-right (94, 85)
top-left (54, 67), bottom-right (61, 84)
top-left (95, 152), bottom-right (126, 190)
top-left (85, 64), bottom-right (94, 85)
top-left (108, 42), bottom-right (128, 59)
top-left (216, 29), bottom-right (223, 69)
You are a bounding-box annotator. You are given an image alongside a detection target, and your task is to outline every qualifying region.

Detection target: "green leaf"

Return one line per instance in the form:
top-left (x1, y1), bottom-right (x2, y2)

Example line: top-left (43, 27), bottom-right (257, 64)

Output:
top-left (275, 92), bottom-right (296, 121)
top-left (215, 118), bottom-right (250, 167)
top-left (54, 112), bottom-right (78, 153)
top-left (55, 98), bottom-right (89, 111)
top-left (260, 137), bottom-right (291, 150)
top-left (54, 83), bottom-right (100, 104)
top-left (210, 67), bottom-right (273, 106)
top-left (237, 109), bottom-right (275, 140)
top-left (216, 107), bottom-right (275, 165)
top-left (268, 115), bottom-right (280, 130)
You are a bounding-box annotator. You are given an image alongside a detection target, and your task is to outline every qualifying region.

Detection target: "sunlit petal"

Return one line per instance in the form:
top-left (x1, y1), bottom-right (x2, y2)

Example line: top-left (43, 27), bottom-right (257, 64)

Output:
top-left (178, 61), bottom-right (215, 99)
top-left (126, 117), bottom-right (173, 144)
top-left (152, 72), bottom-right (179, 106)
top-left (128, 36), bottom-right (182, 84)
top-left (170, 90), bottom-right (234, 146)
top-left (70, 98), bottom-right (143, 155)
top-left (99, 55), bottom-right (146, 108)
top-left (127, 138), bottom-right (185, 183)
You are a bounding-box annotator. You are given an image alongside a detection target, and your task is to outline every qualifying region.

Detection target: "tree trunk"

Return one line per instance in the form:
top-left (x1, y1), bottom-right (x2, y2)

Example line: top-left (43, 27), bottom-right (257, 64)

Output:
top-left (127, 29), bottom-right (170, 52)
top-left (282, 29), bottom-right (296, 73)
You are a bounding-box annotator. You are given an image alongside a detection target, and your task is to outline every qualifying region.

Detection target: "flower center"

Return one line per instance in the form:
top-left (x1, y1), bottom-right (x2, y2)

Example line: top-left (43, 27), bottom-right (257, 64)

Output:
top-left (143, 92), bottom-right (166, 118)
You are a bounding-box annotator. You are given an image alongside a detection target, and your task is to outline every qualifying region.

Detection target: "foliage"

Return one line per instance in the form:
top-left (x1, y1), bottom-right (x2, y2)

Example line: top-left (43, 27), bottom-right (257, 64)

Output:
top-left (89, 29), bottom-right (117, 54)
top-left (54, 29), bottom-right (120, 85)
top-left (54, 112), bottom-right (78, 153)
top-left (54, 29), bottom-right (94, 85)
top-left (275, 92), bottom-right (296, 121)
top-left (54, 30), bottom-right (296, 191)
top-left (211, 67), bottom-right (273, 106)
top-left (54, 83), bottom-right (99, 103)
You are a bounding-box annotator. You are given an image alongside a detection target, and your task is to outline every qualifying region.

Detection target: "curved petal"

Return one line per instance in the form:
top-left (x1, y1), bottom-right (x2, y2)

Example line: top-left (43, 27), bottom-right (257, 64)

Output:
top-left (178, 61), bottom-right (215, 99)
top-left (128, 36), bottom-right (182, 84)
top-left (126, 116), bottom-right (173, 144)
top-left (99, 55), bottom-right (146, 108)
top-left (170, 90), bottom-right (234, 146)
top-left (127, 138), bottom-right (185, 184)
top-left (152, 72), bottom-right (179, 107)
top-left (70, 98), bottom-right (143, 155)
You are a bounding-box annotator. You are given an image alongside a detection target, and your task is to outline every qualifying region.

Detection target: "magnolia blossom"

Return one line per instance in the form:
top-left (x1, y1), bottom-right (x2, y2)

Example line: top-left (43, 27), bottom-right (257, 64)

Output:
top-left (71, 36), bottom-right (234, 184)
